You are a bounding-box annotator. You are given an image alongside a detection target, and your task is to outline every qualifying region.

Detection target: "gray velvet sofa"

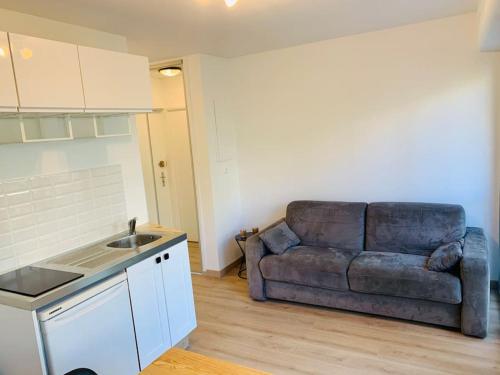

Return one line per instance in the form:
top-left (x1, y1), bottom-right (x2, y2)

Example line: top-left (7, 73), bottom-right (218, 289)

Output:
top-left (246, 201), bottom-right (489, 338)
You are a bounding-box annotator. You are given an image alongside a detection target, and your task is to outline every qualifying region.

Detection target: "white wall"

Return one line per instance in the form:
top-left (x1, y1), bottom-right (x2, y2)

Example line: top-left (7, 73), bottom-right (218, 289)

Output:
top-left (226, 14), bottom-right (500, 277)
top-left (0, 8), bottom-right (127, 51)
top-left (495, 58), bottom-right (500, 282)
top-left (184, 55), bottom-right (243, 271)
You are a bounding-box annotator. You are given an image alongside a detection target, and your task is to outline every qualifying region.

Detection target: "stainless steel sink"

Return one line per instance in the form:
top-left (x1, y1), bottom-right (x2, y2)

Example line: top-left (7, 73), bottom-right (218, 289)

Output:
top-left (106, 234), bottom-right (162, 249)
top-left (50, 246), bottom-right (136, 269)
top-left (46, 233), bottom-right (165, 270)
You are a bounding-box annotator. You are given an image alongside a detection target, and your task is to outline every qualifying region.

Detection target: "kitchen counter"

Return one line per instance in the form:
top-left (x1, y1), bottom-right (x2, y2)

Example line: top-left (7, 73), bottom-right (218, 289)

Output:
top-left (0, 224), bottom-right (187, 311)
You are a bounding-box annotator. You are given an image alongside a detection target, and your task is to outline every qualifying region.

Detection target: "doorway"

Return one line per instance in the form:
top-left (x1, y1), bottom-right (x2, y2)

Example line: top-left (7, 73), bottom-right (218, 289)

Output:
top-left (137, 63), bottom-right (202, 273)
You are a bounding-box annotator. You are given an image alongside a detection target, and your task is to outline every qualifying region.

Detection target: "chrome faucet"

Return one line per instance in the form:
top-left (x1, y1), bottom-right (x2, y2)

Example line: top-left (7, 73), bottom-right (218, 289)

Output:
top-left (128, 217), bottom-right (137, 236)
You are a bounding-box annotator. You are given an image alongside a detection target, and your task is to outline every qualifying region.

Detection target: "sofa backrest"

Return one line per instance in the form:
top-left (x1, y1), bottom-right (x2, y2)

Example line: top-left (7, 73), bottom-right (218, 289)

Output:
top-left (365, 202), bottom-right (466, 256)
top-left (286, 201), bottom-right (367, 250)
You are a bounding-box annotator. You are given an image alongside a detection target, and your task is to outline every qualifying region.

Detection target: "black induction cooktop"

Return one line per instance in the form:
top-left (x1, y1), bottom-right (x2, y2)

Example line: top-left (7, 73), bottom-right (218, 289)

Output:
top-left (0, 266), bottom-right (84, 297)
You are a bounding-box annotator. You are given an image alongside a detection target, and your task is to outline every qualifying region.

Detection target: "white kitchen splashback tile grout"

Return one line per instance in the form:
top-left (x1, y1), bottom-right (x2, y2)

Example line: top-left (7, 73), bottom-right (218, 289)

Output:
top-left (0, 165), bottom-right (128, 274)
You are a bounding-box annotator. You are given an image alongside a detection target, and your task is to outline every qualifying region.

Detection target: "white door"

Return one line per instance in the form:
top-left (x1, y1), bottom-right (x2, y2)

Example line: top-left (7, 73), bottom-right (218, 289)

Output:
top-left (78, 46), bottom-right (152, 111)
top-left (127, 254), bottom-right (172, 369)
top-left (0, 32), bottom-right (18, 112)
top-left (9, 33), bottom-right (85, 112)
top-left (161, 240), bottom-right (197, 345)
top-left (167, 110), bottom-right (200, 242)
top-left (148, 110), bottom-right (200, 241)
top-left (148, 110), bottom-right (176, 229)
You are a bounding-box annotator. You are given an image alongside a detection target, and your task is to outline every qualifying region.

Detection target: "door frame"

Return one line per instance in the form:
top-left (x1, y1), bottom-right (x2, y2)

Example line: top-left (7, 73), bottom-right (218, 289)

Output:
top-left (146, 58), bottom-right (208, 272)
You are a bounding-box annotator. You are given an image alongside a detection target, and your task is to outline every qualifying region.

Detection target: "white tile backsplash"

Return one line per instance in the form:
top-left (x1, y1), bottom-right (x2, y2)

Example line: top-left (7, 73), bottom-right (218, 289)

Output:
top-left (0, 221), bottom-right (10, 233)
top-left (9, 203), bottom-right (34, 218)
top-left (0, 165), bottom-right (128, 273)
top-left (2, 179), bottom-right (30, 194)
top-left (7, 191), bottom-right (32, 206)
top-left (29, 176), bottom-right (52, 189)
top-left (0, 208), bottom-right (8, 221)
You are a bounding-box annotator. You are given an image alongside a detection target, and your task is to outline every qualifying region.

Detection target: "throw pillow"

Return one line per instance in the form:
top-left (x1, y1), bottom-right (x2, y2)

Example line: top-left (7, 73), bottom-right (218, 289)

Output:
top-left (259, 221), bottom-right (300, 255)
top-left (427, 242), bottom-right (463, 272)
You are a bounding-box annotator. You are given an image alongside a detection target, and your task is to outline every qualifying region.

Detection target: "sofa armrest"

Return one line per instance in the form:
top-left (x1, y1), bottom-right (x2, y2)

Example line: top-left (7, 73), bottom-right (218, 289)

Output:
top-left (246, 218), bottom-right (285, 301)
top-left (461, 227), bottom-right (490, 338)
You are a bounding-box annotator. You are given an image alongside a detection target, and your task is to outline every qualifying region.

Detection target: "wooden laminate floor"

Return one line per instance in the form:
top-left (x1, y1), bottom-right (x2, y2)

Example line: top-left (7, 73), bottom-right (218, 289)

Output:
top-left (189, 270), bottom-right (500, 374)
top-left (142, 348), bottom-right (270, 375)
top-left (188, 241), bottom-right (202, 274)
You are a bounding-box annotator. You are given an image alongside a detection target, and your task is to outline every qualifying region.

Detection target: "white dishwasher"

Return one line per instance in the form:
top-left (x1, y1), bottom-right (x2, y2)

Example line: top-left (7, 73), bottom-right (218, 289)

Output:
top-left (38, 272), bottom-right (140, 375)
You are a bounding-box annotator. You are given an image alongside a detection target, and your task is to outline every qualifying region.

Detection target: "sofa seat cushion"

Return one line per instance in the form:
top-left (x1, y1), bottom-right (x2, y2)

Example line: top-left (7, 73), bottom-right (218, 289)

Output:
top-left (348, 252), bottom-right (462, 304)
top-left (260, 246), bottom-right (360, 291)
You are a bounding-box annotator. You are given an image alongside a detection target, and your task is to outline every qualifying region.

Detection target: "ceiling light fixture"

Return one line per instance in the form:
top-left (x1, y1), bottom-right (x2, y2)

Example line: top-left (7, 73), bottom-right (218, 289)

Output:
top-left (159, 67), bottom-right (182, 77)
top-left (225, 0), bottom-right (238, 7)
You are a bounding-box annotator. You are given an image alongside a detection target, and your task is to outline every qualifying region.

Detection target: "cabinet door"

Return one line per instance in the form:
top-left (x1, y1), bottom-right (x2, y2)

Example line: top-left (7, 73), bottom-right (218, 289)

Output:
top-left (0, 32), bottom-right (18, 112)
top-left (9, 33), bottom-right (85, 112)
top-left (78, 46), bottom-right (152, 112)
top-left (161, 240), bottom-right (197, 345)
top-left (127, 255), bottom-right (172, 369)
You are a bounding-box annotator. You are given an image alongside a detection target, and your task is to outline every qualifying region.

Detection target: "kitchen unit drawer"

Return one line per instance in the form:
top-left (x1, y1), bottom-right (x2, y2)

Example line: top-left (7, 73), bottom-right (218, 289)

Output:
top-left (127, 239), bottom-right (196, 370)
top-left (9, 33), bottom-right (85, 112)
top-left (0, 31), bottom-right (18, 112)
top-left (78, 46), bottom-right (152, 112)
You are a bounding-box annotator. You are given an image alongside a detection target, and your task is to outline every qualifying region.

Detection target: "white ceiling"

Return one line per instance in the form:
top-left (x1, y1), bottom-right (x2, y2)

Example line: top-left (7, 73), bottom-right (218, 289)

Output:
top-left (0, 0), bottom-right (479, 61)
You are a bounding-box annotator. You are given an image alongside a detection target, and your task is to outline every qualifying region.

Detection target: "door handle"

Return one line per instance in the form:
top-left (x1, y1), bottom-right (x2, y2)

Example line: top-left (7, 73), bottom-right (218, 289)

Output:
top-left (156, 257), bottom-right (162, 264)
top-left (164, 253), bottom-right (169, 260)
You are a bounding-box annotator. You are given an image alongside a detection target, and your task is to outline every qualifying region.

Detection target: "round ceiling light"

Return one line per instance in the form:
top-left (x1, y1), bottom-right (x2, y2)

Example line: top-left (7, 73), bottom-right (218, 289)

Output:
top-left (225, 0), bottom-right (238, 7)
top-left (159, 67), bottom-right (182, 77)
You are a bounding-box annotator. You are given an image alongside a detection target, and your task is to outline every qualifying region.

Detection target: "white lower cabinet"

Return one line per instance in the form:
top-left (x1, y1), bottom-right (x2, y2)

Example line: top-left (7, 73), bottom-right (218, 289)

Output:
top-left (127, 240), bottom-right (196, 370)
top-left (127, 253), bottom-right (172, 369)
top-left (161, 241), bottom-right (197, 345)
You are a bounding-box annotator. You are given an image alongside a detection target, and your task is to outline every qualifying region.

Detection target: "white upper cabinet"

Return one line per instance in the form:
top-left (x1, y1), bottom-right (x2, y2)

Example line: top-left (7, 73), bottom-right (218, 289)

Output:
top-left (9, 33), bottom-right (85, 112)
top-left (78, 46), bottom-right (152, 112)
top-left (0, 32), bottom-right (19, 112)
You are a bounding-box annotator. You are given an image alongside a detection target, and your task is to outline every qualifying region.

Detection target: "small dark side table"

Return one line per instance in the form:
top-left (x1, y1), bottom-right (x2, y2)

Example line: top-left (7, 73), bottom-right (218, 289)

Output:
top-left (235, 234), bottom-right (248, 279)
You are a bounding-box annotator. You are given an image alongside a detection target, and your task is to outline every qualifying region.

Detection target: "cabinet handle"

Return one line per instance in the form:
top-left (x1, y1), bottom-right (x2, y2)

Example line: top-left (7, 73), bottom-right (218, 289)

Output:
top-left (164, 253), bottom-right (169, 260)
top-left (155, 257), bottom-right (162, 264)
